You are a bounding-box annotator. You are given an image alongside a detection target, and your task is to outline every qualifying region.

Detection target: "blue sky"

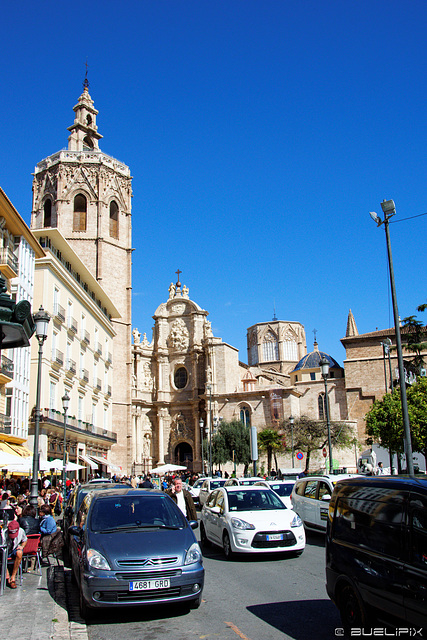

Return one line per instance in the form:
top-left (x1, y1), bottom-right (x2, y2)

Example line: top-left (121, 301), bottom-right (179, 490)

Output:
top-left (2, 1), bottom-right (426, 364)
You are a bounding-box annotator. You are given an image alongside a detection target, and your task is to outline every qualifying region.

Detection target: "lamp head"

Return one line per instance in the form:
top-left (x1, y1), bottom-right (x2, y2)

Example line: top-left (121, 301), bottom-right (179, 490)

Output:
top-left (319, 355), bottom-right (330, 378)
top-left (380, 199), bottom-right (396, 216)
top-left (33, 306), bottom-right (50, 339)
top-left (62, 391), bottom-right (70, 411)
top-left (289, 415), bottom-right (294, 425)
top-left (199, 418), bottom-right (204, 429)
top-left (369, 211), bottom-right (382, 226)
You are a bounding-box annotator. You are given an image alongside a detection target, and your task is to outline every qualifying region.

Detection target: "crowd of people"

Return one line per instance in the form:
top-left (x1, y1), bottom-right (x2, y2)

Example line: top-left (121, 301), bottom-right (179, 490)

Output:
top-left (0, 476), bottom-right (65, 589)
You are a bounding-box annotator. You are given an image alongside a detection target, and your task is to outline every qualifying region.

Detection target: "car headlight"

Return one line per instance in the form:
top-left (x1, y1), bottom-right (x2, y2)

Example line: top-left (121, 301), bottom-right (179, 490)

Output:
top-left (87, 548), bottom-right (111, 570)
top-left (290, 514), bottom-right (303, 528)
top-left (184, 542), bottom-right (202, 565)
top-left (230, 517), bottom-right (256, 530)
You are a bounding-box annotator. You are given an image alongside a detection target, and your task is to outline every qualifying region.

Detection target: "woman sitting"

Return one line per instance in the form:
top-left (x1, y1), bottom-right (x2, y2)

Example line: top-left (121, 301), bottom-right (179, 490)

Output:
top-left (18, 504), bottom-right (40, 535)
top-left (39, 504), bottom-right (61, 562)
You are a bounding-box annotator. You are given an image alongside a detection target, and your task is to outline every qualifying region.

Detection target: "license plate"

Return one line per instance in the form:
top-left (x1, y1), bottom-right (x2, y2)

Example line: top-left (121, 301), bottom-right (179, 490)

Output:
top-left (266, 533), bottom-right (283, 541)
top-left (129, 579), bottom-right (170, 591)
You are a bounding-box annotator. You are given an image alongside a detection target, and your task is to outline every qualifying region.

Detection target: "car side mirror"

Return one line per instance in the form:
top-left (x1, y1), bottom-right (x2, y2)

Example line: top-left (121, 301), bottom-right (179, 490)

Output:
top-left (210, 506), bottom-right (221, 514)
top-left (68, 525), bottom-right (84, 537)
top-left (188, 520), bottom-right (199, 530)
top-left (321, 494), bottom-right (331, 501)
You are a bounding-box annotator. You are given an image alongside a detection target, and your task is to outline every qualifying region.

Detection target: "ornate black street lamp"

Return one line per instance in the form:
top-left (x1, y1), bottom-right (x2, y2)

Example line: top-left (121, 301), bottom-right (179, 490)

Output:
top-left (30, 306), bottom-right (50, 508)
top-left (289, 415), bottom-right (295, 467)
top-left (61, 391), bottom-right (70, 505)
top-left (319, 356), bottom-right (333, 474)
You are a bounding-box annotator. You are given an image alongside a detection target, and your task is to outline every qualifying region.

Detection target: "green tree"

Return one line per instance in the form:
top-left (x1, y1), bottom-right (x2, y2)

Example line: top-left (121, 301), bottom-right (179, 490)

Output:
top-left (280, 416), bottom-right (355, 473)
top-left (258, 428), bottom-right (283, 474)
top-left (365, 390), bottom-right (404, 456)
top-left (211, 420), bottom-right (251, 473)
top-left (365, 377), bottom-right (427, 465)
top-left (402, 314), bottom-right (427, 374)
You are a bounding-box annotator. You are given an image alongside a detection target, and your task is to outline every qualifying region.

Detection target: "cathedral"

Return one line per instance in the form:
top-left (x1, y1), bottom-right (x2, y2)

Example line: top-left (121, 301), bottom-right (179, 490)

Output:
top-left (25, 82), bottom-right (425, 476)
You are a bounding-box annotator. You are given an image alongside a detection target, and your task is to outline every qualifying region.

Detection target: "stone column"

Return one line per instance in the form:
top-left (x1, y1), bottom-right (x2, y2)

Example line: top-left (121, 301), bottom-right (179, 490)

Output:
top-left (157, 407), bottom-right (166, 464)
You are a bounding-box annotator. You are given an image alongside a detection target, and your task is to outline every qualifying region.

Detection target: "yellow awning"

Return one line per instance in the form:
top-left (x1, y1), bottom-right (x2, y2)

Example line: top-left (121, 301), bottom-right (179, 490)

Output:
top-left (0, 442), bottom-right (18, 455)
top-left (6, 443), bottom-right (32, 457)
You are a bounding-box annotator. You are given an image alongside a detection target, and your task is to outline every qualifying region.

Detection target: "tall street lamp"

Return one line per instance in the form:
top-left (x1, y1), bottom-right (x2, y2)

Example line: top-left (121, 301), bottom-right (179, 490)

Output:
top-left (370, 200), bottom-right (414, 474)
top-left (61, 391), bottom-right (70, 505)
top-left (207, 385), bottom-right (213, 476)
top-left (199, 418), bottom-right (204, 475)
top-left (30, 306), bottom-right (50, 509)
top-left (289, 415), bottom-right (295, 468)
top-left (319, 356), bottom-right (333, 474)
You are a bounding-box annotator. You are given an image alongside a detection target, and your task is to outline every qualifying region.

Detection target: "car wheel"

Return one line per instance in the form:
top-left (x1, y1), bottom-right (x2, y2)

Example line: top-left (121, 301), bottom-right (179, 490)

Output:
top-left (223, 531), bottom-right (233, 560)
top-left (200, 523), bottom-right (211, 547)
top-left (339, 584), bottom-right (369, 631)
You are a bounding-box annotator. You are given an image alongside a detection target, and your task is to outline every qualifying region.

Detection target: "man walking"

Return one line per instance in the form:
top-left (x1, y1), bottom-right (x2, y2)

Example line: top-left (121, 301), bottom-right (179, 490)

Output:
top-left (166, 477), bottom-right (197, 521)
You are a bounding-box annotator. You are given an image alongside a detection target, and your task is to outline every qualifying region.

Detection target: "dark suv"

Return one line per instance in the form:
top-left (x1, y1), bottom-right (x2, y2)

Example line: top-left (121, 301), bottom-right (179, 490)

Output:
top-left (326, 475), bottom-right (427, 633)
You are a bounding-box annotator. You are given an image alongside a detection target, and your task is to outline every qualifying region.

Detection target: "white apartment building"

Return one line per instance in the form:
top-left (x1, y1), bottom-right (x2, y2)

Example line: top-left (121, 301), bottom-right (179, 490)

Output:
top-left (28, 227), bottom-right (121, 478)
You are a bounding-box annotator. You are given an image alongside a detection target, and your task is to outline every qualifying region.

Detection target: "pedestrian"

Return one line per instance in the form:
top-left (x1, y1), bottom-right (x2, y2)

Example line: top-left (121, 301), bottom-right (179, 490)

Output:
top-left (4, 519), bottom-right (27, 589)
top-left (140, 475), bottom-right (154, 488)
top-left (376, 461), bottom-right (386, 475)
top-left (18, 504), bottom-right (40, 535)
top-left (166, 477), bottom-right (197, 521)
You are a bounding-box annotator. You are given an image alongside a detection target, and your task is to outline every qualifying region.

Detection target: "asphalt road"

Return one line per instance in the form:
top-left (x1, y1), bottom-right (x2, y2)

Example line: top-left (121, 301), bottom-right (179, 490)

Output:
top-left (79, 529), bottom-right (342, 640)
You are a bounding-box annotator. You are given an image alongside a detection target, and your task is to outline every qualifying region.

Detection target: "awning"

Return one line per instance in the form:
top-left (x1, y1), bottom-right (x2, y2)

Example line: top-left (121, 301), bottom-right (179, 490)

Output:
top-left (107, 463), bottom-right (122, 473)
top-left (79, 453), bottom-right (98, 470)
top-left (0, 442), bottom-right (18, 456)
top-left (7, 443), bottom-right (32, 457)
top-left (87, 454), bottom-right (108, 466)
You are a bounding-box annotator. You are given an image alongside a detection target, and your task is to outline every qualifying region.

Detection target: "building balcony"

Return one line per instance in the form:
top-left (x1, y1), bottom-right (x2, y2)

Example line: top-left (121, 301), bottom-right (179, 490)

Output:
top-left (52, 349), bottom-right (64, 367)
top-left (0, 247), bottom-right (18, 279)
top-left (79, 368), bottom-right (89, 383)
top-left (95, 343), bottom-right (102, 357)
top-left (53, 303), bottom-right (65, 323)
top-left (107, 352), bottom-right (113, 364)
top-left (82, 330), bottom-right (90, 346)
top-left (106, 385), bottom-right (112, 397)
top-left (65, 358), bottom-right (76, 376)
top-left (0, 355), bottom-right (14, 383)
top-left (36, 408), bottom-right (117, 442)
top-left (95, 378), bottom-right (102, 392)
top-left (67, 316), bottom-right (78, 334)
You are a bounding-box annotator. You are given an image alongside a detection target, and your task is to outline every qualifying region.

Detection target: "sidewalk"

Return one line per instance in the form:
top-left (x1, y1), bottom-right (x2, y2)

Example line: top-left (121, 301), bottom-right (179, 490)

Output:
top-left (0, 561), bottom-right (88, 640)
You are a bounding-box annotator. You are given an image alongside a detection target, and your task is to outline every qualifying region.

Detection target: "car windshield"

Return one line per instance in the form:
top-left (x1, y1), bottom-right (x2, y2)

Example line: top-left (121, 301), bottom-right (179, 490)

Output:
top-left (90, 495), bottom-right (187, 531)
top-left (269, 484), bottom-right (293, 497)
top-left (227, 490), bottom-right (285, 511)
top-left (210, 480), bottom-right (226, 489)
top-left (238, 479), bottom-right (259, 486)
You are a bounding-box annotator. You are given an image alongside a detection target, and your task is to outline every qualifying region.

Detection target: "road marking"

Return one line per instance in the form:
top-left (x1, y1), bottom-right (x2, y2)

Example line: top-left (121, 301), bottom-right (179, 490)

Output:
top-left (224, 621), bottom-right (252, 640)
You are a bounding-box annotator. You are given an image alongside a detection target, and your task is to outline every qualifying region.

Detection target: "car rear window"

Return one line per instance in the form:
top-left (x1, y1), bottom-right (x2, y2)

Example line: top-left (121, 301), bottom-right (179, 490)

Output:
top-left (270, 484), bottom-right (293, 497)
top-left (227, 490), bottom-right (285, 511)
top-left (89, 495), bottom-right (186, 531)
top-left (210, 480), bottom-right (226, 489)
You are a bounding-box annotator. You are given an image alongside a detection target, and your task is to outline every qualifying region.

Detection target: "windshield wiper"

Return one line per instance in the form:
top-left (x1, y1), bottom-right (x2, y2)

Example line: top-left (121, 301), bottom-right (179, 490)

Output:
top-left (97, 523), bottom-right (181, 533)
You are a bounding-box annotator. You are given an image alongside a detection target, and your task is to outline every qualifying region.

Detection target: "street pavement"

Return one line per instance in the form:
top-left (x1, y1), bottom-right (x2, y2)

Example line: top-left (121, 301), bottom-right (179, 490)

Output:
top-left (0, 560), bottom-right (88, 640)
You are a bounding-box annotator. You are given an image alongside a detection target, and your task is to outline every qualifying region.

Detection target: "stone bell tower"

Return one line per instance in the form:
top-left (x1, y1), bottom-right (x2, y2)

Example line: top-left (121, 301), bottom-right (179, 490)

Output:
top-left (30, 77), bottom-right (133, 473)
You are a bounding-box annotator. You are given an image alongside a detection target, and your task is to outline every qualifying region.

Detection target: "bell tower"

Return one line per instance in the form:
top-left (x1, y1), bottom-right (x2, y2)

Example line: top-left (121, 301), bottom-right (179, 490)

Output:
top-left (30, 77), bottom-right (133, 473)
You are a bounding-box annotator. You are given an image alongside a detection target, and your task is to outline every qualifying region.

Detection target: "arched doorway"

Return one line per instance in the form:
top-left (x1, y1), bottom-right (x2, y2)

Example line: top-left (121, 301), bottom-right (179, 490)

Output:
top-left (175, 442), bottom-right (193, 471)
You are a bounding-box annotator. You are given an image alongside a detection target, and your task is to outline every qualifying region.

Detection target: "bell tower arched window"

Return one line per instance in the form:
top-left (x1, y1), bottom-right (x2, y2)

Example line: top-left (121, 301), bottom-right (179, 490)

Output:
top-left (43, 199), bottom-right (52, 228)
top-left (109, 201), bottom-right (119, 239)
top-left (318, 393), bottom-right (325, 420)
top-left (73, 194), bottom-right (87, 231)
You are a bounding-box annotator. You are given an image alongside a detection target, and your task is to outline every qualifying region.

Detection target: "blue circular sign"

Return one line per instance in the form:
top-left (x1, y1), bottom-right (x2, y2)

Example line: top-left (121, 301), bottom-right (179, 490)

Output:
top-left (296, 452), bottom-right (304, 460)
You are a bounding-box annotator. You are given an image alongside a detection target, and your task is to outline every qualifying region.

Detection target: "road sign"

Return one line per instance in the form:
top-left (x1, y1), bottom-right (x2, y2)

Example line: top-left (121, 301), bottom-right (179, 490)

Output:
top-left (323, 447), bottom-right (327, 458)
top-left (296, 452), bottom-right (304, 461)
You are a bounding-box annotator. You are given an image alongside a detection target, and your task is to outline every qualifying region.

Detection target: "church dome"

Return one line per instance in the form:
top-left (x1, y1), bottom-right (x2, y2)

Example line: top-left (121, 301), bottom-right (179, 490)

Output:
top-left (291, 343), bottom-right (341, 373)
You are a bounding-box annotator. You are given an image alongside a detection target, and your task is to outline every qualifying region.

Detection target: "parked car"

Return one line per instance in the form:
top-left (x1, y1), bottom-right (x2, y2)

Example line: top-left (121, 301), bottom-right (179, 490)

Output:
top-left (68, 487), bottom-right (204, 618)
top-left (254, 480), bottom-right (295, 509)
top-left (326, 475), bottom-right (427, 632)
top-left (87, 477), bottom-right (113, 484)
top-left (290, 474), bottom-right (356, 532)
top-left (200, 485), bottom-right (305, 559)
top-left (198, 478), bottom-right (227, 506)
top-left (186, 477), bottom-right (206, 505)
top-left (224, 477), bottom-right (260, 487)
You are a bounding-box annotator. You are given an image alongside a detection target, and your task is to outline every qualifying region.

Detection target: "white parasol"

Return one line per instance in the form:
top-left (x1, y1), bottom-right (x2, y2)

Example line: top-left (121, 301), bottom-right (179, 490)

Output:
top-left (150, 463), bottom-right (187, 474)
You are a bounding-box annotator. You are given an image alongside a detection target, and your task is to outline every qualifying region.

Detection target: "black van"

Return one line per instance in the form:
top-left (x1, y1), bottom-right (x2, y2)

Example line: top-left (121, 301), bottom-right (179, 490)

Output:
top-left (326, 475), bottom-right (427, 632)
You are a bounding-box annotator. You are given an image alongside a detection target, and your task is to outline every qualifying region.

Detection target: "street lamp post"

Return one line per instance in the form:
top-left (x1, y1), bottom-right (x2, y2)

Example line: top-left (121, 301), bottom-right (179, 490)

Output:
top-left (199, 418), bottom-right (204, 475)
top-left (61, 391), bottom-right (70, 505)
top-left (370, 200), bottom-right (414, 475)
top-left (289, 415), bottom-right (295, 468)
top-left (319, 356), bottom-right (333, 474)
top-left (30, 306), bottom-right (50, 509)
top-left (207, 385), bottom-right (213, 476)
